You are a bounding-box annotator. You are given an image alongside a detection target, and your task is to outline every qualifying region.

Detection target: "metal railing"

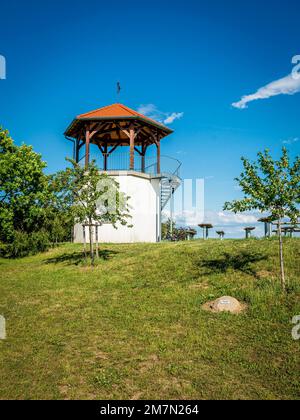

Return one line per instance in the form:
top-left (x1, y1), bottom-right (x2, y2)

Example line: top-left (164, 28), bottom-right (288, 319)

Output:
top-left (78, 151), bottom-right (181, 178)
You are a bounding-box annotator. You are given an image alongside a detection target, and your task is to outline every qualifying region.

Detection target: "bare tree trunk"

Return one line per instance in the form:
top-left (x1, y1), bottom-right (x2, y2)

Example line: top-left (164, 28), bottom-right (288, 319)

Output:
top-left (89, 221), bottom-right (94, 265)
top-left (82, 225), bottom-right (87, 263)
top-left (278, 219), bottom-right (286, 292)
top-left (95, 224), bottom-right (99, 259)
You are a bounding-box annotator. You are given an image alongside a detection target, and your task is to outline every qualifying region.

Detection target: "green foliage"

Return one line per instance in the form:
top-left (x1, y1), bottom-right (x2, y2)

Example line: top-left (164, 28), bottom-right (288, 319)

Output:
top-left (0, 129), bottom-right (49, 242)
top-left (224, 148), bottom-right (300, 221)
top-left (161, 218), bottom-right (172, 240)
top-left (54, 159), bottom-right (132, 228)
top-left (0, 128), bottom-right (72, 257)
top-left (2, 230), bottom-right (50, 258)
top-left (162, 218), bottom-right (196, 241)
top-left (0, 128), bottom-right (51, 242)
top-left (224, 148), bottom-right (300, 290)
top-left (53, 159), bottom-right (132, 261)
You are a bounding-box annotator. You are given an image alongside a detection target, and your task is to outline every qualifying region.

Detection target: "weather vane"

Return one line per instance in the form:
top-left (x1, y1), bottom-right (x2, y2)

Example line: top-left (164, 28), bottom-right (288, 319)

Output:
top-left (117, 81), bottom-right (121, 97)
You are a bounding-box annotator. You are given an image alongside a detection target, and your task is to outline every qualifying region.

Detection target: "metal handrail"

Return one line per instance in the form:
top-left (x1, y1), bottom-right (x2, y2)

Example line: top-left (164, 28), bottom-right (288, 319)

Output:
top-left (76, 152), bottom-right (182, 178)
top-left (145, 155), bottom-right (182, 177)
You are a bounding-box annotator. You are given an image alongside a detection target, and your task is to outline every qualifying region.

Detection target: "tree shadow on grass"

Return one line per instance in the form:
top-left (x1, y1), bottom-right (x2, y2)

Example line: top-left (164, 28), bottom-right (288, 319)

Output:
top-left (197, 250), bottom-right (267, 278)
top-left (44, 249), bottom-right (118, 266)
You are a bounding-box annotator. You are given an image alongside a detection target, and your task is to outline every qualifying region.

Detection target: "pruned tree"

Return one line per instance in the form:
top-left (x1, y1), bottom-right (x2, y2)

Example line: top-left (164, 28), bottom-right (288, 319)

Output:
top-left (55, 159), bottom-right (132, 264)
top-left (224, 148), bottom-right (300, 291)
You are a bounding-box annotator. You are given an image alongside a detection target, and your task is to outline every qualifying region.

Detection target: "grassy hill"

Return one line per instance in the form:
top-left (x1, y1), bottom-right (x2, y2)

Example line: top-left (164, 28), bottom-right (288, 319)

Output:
top-left (0, 239), bottom-right (299, 400)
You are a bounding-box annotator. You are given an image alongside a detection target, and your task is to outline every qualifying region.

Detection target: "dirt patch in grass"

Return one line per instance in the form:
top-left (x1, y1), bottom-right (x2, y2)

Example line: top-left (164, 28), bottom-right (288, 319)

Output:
top-left (139, 354), bottom-right (159, 373)
top-left (256, 270), bottom-right (275, 280)
top-left (189, 282), bottom-right (210, 290)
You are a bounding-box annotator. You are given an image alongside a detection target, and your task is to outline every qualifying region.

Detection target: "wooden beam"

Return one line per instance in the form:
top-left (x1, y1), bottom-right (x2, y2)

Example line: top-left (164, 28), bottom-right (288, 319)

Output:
top-left (114, 122), bottom-right (130, 138)
top-left (89, 122), bottom-right (111, 140)
top-left (134, 127), bottom-right (143, 139)
top-left (89, 122), bottom-right (100, 133)
top-left (109, 144), bottom-right (121, 155)
top-left (76, 127), bottom-right (86, 143)
top-left (85, 129), bottom-right (90, 169)
top-left (156, 139), bottom-right (161, 173)
top-left (134, 146), bottom-right (143, 156)
top-left (89, 130), bottom-right (98, 140)
top-left (96, 141), bottom-right (104, 154)
top-left (75, 139), bottom-right (80, 163)
top-left (78, 140), bottom-right (85, 150)
top-left (129, 126), bottom-right (135, 170)
top-left (149, 131), bottom-right (159, 146)
top-left (141, 143), bottom-right (148, 173)
top-left (104, 142), bottom-right (108, 171)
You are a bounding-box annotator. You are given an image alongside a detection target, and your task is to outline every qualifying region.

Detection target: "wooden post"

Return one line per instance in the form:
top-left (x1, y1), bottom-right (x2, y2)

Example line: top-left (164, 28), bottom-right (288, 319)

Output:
top-left (157, 139), bottom-right (161, 174)
top-left (75, 139), bottom-right (80, 163)
top-left (141, 143), bottom-right (146, 173)
top-left (104, 142), bottom-right (108, 170)
top-left (129, 126), bottom-right (135, 170)
top-left (85, 129), bottom-right (90, 169)
top-left (95, 224), bottom-right (99, 259)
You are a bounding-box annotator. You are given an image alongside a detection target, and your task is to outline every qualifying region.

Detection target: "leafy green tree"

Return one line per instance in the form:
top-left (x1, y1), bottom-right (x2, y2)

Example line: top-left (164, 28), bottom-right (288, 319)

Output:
top-left (224, 148), bottom-right (300, 291)
top-left (0, 128), bottom-right (74, 257)
top-left (161, 218), bottom-right (174, 240)
top-left (54, 159), bottom-right (132, 263)
top-left (161, 218), bottom-right (196, 241)
top-left (0, 128), bottom-right (52, 243)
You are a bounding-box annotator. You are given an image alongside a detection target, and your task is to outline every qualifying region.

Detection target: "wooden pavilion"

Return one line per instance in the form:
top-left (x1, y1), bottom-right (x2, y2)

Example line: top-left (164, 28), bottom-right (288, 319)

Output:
top-left (64, 103), bottom-right (182, 244)
top-left (64, 103), bottom-right (173, 173)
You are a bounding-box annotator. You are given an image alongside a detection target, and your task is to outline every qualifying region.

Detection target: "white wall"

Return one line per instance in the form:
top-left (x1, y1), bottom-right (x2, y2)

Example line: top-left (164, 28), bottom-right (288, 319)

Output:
top-left (74, 172), bottom-right (161, 244)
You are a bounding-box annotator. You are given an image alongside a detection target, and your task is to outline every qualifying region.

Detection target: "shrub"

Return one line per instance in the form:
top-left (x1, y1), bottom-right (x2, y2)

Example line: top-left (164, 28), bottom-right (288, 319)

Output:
top-left (3, 230), bottom-right (50, 258)
top-left (29, 231), bottom-right (50, 255)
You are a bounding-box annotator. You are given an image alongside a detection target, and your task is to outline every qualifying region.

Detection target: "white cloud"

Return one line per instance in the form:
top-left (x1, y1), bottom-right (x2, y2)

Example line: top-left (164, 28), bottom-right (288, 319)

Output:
top-left (176, 150), bottom-right (187, 156)
top-left (232, 73), bottom-right (300, 109)
top-left (163, 209), bottom-right (261, 227)
top-left (164, 112), bottom-right (184, 124)
top-left (215, 211), bottom-right (258, 225)
top-left (170, 210), bottom-right (204, 227)
top-left (162, 209), bottom-right (265, 238)
top-left (137, 104), bottom-right (157, 117)
top-left (138, 104), bottom-right (184, 125)
top-left (282, 137), bottom-right (299, 145)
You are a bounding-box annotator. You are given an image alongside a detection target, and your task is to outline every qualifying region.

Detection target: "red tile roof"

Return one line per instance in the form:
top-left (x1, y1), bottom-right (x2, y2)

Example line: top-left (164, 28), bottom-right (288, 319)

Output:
top-left (78, 103), bottom-right (143, 119)
top-left (77, 103), bottom-right (170, 130)
top-left (65, 103), bottom-right (173, 138)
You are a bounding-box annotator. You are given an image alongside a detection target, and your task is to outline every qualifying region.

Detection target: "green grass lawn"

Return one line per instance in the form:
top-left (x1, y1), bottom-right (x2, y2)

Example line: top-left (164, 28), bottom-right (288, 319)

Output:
top-left (0, 239), bottom-right (299, 400)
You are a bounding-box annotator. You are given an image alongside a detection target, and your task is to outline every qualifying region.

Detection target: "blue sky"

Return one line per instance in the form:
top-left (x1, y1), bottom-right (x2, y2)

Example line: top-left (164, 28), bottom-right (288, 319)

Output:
top-left (0, 0), bottom-right (299, 237)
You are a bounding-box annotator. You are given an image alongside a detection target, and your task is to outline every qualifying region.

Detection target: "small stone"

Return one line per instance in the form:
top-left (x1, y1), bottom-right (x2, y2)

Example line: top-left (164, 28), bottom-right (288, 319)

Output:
top-left (202, 296), bottom-right (245, 314)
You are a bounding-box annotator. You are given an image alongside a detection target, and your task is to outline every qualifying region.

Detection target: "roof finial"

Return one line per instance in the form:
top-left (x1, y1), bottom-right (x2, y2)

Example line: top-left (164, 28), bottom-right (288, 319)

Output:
top-left (117, 81), bottom-right (121, 99)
